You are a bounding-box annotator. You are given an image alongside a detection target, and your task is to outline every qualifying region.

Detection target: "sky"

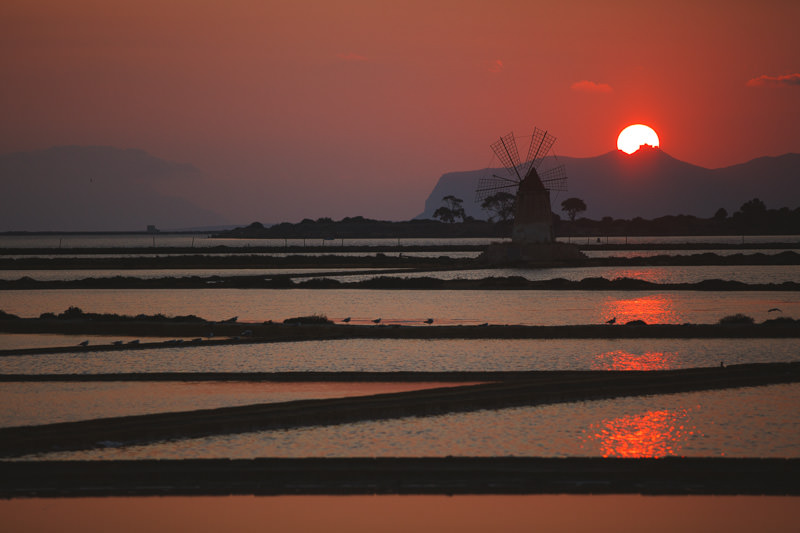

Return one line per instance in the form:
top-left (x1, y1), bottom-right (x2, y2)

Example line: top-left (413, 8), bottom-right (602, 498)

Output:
top-left (1, 0), bottom-right (798, 224)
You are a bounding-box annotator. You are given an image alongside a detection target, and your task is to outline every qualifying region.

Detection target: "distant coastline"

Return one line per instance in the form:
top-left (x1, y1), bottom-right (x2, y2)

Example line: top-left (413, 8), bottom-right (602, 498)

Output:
top-left (210, 203), bottom-right (800, 240)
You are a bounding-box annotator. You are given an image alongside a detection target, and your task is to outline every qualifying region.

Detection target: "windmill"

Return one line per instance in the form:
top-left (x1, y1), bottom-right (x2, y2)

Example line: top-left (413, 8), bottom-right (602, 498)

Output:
top-left (476, 127), bottom-right (567, 243)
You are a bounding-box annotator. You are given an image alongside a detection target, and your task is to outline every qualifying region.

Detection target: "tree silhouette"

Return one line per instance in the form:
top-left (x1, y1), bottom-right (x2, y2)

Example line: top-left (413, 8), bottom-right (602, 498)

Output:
top-left (561, 197), bottom-right (587, 221)
top-left (481, 191), bottom-right (515, 222)
top-left (433, 195), bottom-right (466, 223)
top-left (739, 198), bottom-right (766, 217)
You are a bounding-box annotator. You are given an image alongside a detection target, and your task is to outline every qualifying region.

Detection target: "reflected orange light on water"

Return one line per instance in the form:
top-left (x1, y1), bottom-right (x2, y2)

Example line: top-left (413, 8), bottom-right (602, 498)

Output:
top-left (602, 294), bottom-right (679, 324)
top-left (592, 350), bottom-right (677, 371)
top-left (584, 409), bottom-right (699, 458)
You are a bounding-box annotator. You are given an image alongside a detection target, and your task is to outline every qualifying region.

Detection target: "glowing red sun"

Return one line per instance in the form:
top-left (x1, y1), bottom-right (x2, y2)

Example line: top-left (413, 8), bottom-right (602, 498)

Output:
top-left (617, 124), bottom-right (660, 154)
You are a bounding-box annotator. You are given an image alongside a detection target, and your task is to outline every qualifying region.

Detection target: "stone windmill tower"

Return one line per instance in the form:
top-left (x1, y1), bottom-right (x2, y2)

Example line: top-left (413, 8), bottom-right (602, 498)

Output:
top-left (475, 128), bottom-right (567, 243)
top-left (476, 127), bottom-right (584, 264)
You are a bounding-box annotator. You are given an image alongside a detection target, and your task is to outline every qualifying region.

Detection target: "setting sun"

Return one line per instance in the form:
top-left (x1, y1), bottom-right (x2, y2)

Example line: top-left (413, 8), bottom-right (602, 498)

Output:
top-left (617, 124), bottom-right (660, 154)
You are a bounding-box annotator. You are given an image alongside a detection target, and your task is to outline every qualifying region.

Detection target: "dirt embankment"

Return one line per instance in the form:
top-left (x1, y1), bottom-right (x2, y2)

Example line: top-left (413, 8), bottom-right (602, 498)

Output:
top-left (1, 362), bottom-right (798, 459)
top-left (2, 274), bottom-right (800, 291)
top-left (2, 320), bottom-right (800, 352)
top-left (1, 456), bottom-right (797, 496)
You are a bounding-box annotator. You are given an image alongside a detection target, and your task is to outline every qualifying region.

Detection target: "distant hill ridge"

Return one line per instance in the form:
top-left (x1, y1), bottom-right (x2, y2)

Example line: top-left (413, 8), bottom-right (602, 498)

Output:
top-left (0, 146), bottom-right (227, 231)
top-left (418, 149), bottom-right (800, 220)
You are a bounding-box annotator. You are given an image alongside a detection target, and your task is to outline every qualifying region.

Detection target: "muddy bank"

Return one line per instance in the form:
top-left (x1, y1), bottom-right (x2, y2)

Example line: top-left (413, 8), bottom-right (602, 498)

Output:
top-left (1, 362), bottom-right (797, 457)
top-left (2, 274), bottom-right (800, 291)
top-left (1, 457), bottom-right (797, 496)
top-left (2, 241), bottom-right (797, 257)
top-left (2, 250), bottom-right (799, 272)
top-left (2, 320), bottom-right (800, 351)
top-left (0, 254), bottom-right (462, 270)
top-left (0, 370), bottom-right (636, 382)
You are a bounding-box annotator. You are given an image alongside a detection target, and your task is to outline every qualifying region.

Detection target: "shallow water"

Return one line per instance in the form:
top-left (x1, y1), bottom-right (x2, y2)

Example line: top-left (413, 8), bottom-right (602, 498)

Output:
top-left (30, 384), bottom-right (800, 460)
top-left (325, 264), bottom-right (800, 284)
top-left (0, 235), bottom-right (507, 249)
top-left (0, 267), bottom-right (400, 282)
top-left (2, 338), bottom-right (796, 374)
top-left (2, 288), bottom-right (799, 324)
top-left (0, 333), bottom-right (176, 350)
top-left (3, 495), bottom-right (797, 533)
top-left (583, 248), bottom-right (798, 258)
top-left (4, 264), bottom-right (800, 284)
top-left (0, 381), bottom-right (469, 427)
top-left (3, 234), bottom-right (797, 249)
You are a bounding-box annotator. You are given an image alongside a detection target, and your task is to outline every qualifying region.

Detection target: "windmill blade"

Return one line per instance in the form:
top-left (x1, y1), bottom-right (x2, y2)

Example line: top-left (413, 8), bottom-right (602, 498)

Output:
top-left (526, 127), bottom-right (556, 169)
top-left (475, 174), bottom-right (519, 202)
top-left (490, 132), bottom-right (523, 181)
top-left (539, 164), bottom-right (568, 192)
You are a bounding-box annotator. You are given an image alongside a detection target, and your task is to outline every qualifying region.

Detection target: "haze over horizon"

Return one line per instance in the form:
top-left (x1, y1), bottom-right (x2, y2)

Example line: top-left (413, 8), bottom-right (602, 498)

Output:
top-left (2, 1), bottom-right (798, 226)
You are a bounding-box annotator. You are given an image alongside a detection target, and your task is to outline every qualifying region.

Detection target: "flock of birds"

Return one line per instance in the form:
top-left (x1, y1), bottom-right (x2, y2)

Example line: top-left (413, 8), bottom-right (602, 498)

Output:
top-left (603, 308), bottom-right (783, 326)
top-left (341, 317), bottom-right (434, 325)
top-left (73, 308), bottom-right (787, 346)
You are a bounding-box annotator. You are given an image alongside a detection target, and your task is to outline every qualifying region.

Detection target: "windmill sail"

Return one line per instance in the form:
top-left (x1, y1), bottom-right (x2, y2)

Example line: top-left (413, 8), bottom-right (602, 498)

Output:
top-left (538, 164), bottom-right (567, 192)
top-left (476, 126), bottom-right (568, 244)
top-left (526, 128), bottom-right (556, 168)
top-left (490, 132), bottom-right (523, 181)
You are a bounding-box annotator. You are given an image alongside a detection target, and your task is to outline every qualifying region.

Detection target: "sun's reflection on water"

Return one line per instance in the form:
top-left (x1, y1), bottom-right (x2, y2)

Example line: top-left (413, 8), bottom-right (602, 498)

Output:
top-left (602, 293), bottom-right (679, 324)
top-left (583, 408), bottom-right (700, 458)
top-left (592, 349), bottom-right (677, 370)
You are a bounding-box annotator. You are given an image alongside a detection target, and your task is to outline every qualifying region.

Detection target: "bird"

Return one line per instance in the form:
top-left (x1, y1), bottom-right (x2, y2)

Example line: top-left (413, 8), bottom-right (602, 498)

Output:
top-left (768, 308), bottom-right (782, 313)
top-left (372, 318), bottom-right (382, 324)
top-left (342, 317), bottom-right (351, 323)
top-left (424, 318), bottom-right (434, 324)
top-left (78, 340), bottom-right (89, 346)
top-left (606, 317), bottom-right (616, 325)
top-left (112, 340), bottom-right (123, 345)
top-left (127, 339), bottom-right (139, 345)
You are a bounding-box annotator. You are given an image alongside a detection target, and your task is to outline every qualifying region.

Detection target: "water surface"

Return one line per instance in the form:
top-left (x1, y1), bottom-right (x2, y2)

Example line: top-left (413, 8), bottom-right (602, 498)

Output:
top-left (2, 289), bottom-right (798, 324)
top-left (3, 495), bottom-right (797, 533)
top-left (0, 381), bottom-right (467, 427)
top-left (30, 384), bottom-right (800, 460)
top-left (2, 338), bottom-right (796, 374)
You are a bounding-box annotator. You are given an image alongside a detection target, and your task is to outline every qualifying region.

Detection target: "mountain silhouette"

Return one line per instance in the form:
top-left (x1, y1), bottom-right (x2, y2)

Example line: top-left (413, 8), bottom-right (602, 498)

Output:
top-left (0, 146), bottom-right (228, 231)
top-left (418, 148), bottom-right (800, 220)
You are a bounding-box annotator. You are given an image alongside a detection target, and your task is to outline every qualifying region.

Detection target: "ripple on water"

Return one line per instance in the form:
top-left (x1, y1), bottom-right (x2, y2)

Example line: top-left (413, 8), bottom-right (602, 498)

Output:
top-left (1, 338), bottom-right (797, 374)
top-left (29, 384), bottom-right (800, 460)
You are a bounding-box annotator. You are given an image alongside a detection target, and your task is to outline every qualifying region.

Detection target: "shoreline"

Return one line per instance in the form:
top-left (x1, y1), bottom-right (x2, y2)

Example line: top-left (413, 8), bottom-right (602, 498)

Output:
top-left (2, 457), bottom-right (798, 497)
top-left (1, 362), bottom-right (797, 458)
top-left (2, 274), bottom-right (800, 291)
top-left (2, 321), bottom-right (800, 350)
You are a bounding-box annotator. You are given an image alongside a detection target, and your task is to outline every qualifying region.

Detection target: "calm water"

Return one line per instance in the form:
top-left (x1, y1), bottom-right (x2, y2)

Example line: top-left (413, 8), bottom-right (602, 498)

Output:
top-left (7, 249), bottom-right (796, 261)
top-left (3, 495), bottom-right (798, 533)
top-left (0, 235), bottom-right (506, 249)
top-left (0, 333), bottom-right (179, 350)
top-left (27, 384), bottom-right (800, 460)
top-left (2, 338), bottom-right (797, 374)
top-left (324, 265), bottom-right (800, 284)
top-left (3, 264), bottom-right (798, 284)
top-left (2, 288), bottom-right (798, 324)
top-left (2, 234), bottom-right (798, 249)
top-left (0, 267), bottom-right (402, 281)
top-left (0, 381), bottom-right (470, 428)
top-left (3, 235), bottom-right (799, 470)
top-left (583, 248), bottom-right (798, 258)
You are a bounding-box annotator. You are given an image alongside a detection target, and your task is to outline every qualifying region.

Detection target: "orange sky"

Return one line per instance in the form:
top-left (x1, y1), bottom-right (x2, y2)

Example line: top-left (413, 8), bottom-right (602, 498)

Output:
top-left (1, 0), bottom-right (798, 223)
